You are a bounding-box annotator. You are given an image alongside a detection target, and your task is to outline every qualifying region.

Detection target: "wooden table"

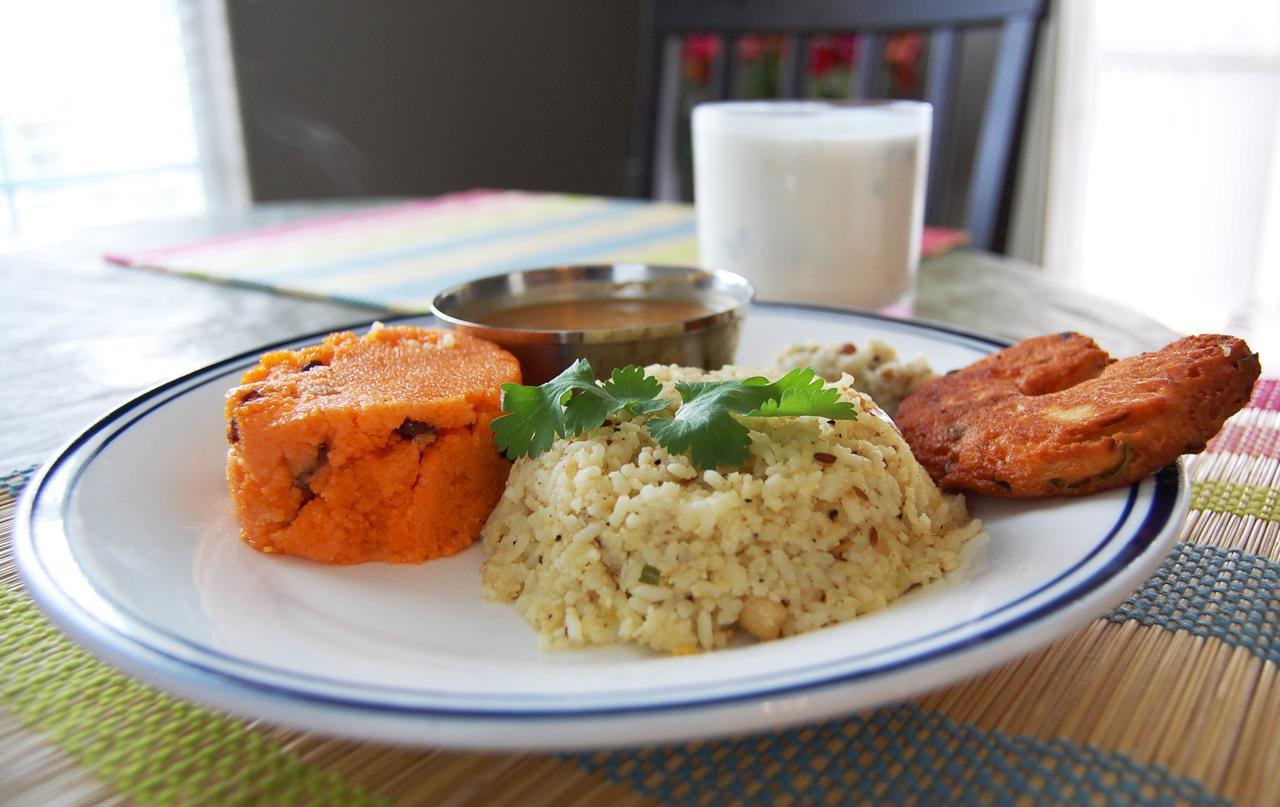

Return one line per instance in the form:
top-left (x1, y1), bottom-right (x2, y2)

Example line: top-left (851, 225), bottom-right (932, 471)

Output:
top-left (9, 199), bottom-right (1274, 807)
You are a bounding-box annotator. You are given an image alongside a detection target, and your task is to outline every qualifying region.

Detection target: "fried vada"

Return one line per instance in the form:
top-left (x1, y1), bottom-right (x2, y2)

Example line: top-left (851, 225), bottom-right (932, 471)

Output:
top-left (894, 332), bottom-right (1260, 497)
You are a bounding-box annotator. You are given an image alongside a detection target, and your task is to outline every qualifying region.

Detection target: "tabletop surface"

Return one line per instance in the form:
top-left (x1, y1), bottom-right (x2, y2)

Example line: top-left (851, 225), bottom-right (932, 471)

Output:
top-left (5, 197), bottom-right (1275, 807)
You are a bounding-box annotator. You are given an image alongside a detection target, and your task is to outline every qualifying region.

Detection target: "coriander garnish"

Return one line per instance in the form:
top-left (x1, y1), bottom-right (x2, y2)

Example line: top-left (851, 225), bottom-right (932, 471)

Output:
top-left (639, 564), bottom-right (662, 585)
top-left (490, 360), bottom-right (856, 470)
top-left (491, 360), bottom-right (667, 460)
top-left (647, 367), bottom-right (858, 469)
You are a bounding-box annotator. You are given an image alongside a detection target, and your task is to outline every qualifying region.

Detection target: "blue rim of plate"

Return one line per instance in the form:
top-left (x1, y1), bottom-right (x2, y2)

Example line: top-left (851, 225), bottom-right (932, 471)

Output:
top-left (14, 303), bottom-right (1185, 720)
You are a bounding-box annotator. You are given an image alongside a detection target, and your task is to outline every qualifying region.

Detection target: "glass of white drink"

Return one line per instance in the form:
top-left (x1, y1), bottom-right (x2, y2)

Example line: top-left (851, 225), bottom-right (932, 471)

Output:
top-left (692, 100), bottom-right (931, 313)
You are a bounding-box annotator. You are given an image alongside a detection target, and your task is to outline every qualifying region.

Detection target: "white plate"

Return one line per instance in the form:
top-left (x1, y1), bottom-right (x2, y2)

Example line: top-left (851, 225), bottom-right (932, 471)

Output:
top-left (15, 305), bottom-right (1186, 750)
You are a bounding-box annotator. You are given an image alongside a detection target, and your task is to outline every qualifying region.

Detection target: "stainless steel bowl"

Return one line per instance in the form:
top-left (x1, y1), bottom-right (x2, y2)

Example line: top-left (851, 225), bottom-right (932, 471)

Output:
top-left (431, 264), bottom-right (754, 384)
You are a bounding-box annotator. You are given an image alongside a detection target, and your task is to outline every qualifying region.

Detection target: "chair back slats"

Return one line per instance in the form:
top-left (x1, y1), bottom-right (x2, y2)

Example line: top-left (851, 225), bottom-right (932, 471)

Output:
top-left (965, 13), bottom-right (1036, 250)
top-left (924, 27), bottom-right (958, 224)
top-left (716, 35), bottom-right (740, 100)
top-left (851, 32), bottom-right (882, 99)
top-left (651, 34), bottom-right (684, 200)
top-left (779, 35), bottom-right (808, 99)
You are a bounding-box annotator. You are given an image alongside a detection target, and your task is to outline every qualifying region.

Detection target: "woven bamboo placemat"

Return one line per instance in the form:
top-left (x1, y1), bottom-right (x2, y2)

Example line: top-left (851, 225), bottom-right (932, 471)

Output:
top-left (3, 380), bottom-right (1278, 806)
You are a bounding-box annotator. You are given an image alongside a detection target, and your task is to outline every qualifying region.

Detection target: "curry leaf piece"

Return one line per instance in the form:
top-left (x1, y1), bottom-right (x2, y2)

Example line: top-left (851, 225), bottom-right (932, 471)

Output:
top-left (749, 367), bottom-right (859, 420)
top-left (491, 358), bottom-right (602, 459)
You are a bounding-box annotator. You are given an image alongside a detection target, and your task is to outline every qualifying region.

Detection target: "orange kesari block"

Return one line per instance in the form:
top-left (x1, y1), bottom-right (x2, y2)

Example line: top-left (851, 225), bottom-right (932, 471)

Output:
top-left (224, 325), bottom-right (521, 564)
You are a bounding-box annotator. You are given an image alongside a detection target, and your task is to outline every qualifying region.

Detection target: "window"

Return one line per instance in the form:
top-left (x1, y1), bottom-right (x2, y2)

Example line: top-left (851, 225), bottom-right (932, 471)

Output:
top-left (1045, 1), bottom-right (1280, 355)
top-left (0, 0), bottom-right (246, 250)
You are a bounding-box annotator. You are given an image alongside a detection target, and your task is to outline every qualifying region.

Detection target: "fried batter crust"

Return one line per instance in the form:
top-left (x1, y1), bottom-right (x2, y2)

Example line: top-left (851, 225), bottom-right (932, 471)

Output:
top-left (894, 332), bottom-right (1260, 497)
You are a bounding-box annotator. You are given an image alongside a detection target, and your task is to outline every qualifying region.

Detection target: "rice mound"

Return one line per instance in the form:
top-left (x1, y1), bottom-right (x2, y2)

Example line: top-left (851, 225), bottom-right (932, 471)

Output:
top-left (480, 364), bottom-right (983, 654)
top-left (772, 338), bottom-right (935, 416)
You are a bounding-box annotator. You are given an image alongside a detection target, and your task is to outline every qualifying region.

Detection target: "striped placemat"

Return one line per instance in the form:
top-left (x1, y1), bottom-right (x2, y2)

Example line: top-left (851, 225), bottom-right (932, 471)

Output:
top-left (3, 383), bottom-right (1278, 805)
top-left (105, 190), bottom-right (969, 312)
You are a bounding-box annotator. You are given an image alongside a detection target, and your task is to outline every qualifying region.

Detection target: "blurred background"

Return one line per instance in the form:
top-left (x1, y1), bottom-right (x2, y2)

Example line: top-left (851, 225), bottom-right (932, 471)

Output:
top-left (1, 0), bottom-right (1276, 352)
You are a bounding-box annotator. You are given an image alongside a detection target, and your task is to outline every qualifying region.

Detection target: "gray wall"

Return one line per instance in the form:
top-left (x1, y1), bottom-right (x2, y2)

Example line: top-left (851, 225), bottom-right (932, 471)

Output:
top-left (227, 1), bottom-right (643, 201)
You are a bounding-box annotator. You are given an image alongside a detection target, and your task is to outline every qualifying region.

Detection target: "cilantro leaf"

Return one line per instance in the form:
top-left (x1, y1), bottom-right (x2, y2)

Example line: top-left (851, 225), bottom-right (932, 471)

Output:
top-left (749, 367), bottom-right (859, 419)
top-left (601, 366), bottom-right (668, 415)
top-left (491, 359), bottom-right (600, 459)
top-left (490, 360), bottom-right (669, 459)
top-left (563, 365), bottom-right (669, 435)
top-left (647, 378), bottom-right (768, 468)
top-left (491, 360), bottom-right (856, 470)
top-left (489, 382), bottom-right (559, 459)
top-left (647, 371), bottom-right (857, 469)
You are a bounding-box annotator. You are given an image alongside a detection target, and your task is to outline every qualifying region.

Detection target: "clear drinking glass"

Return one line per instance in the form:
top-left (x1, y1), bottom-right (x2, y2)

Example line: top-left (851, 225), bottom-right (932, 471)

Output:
top-left (692, 100), bottom-right (931, 313)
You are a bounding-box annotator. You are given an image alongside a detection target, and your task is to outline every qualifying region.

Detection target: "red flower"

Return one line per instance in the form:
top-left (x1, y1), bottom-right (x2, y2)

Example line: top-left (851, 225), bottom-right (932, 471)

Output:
top-left (740, 34), bottom-right (766, 62)
top-left (682, 34), bottom-right (720, 84)
top-left (808, 34), bottom-right (857, 78)
top-left (885, 32), bottom-right (925, 93)
top-left (833, 34), bottom-right (856, 65)
top-left (739, 34), bottom-right (784, 63)
top-left (810, 43), bottom-right (836, 76)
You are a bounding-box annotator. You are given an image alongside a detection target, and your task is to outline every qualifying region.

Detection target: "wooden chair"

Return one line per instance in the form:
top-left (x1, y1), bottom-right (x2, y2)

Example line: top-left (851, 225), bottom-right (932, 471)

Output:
top-left (631, 0), bottom-right (1047, 252)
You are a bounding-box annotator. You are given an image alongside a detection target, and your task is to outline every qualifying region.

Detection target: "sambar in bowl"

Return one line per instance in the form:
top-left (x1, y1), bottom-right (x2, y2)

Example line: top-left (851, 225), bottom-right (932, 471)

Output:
top-left (430, 264), bottom-right (754, 384)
